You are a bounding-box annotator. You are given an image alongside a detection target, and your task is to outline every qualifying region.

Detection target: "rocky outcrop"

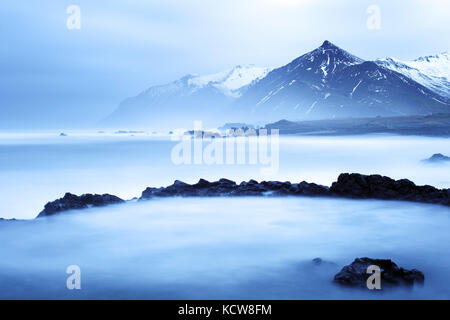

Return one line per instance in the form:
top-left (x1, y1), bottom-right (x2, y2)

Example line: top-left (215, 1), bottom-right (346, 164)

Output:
top-left (140, 173), bottom-right (449, 206)
top-left (334, 257), bottom-right (424, 288)
top-left (140, 178), bottom-right (329, 199)
top-left (330, 173), bottom-right (450, 206)
top-left (37, 193), bottom-right (125, 218)
top-left (34, 173), bottom-right (449, 218)
top-left (424, 153), bottom-right (450, 163)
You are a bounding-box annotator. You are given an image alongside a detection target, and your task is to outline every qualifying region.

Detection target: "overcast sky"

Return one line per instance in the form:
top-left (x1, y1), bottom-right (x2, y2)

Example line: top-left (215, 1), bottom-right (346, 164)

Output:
top-left (1, 0), bottom-right (449, 128)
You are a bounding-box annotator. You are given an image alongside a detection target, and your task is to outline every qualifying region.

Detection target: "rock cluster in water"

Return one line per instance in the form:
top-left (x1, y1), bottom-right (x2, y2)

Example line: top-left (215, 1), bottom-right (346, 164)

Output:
top-left (141, 173), bottom-right (449, 206)
top-left (330, 173), bottom-right (450, 206)
top-left (424, 153), bottom-right (450, 163)
top-left (36, 173), bottom-right (450, 218)
top-left (19, 177), bottom-right (435, 291)
top-left (333, 257), bottom-right (424, 288)
top-left (140, 178), bottom-right (329, 198)
top-left (37, 193), bottom-right (125, 217)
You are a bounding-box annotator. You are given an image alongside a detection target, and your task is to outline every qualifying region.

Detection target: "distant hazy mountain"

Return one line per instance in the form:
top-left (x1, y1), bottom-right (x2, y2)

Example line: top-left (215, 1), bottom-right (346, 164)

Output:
top-left (375, 52), bottom-right (450, 98)
top-left (102, 65), bottom-right (270, 128)
top-left (103, 41), bottom-right (450, 129)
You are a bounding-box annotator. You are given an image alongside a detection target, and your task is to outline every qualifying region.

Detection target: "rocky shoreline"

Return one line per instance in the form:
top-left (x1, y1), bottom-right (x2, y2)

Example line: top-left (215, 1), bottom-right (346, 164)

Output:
top-left (35, 172), bottom-right (450, 218)
top-left (6, 174), bottom-right (438, 291)
top-left (37, 193), bottom-right (125, 218)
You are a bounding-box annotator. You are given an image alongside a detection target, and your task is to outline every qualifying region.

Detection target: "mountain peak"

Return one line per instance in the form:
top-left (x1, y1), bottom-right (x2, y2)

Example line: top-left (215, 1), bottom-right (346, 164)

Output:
top-left (281, 40), bottom-right (364, 79)
top-left (105, 42), bottom-right (450, 129)
top-left (321, 40), bottom-right (335, 48)
top-left (314, 40), bottom-right (361, 62)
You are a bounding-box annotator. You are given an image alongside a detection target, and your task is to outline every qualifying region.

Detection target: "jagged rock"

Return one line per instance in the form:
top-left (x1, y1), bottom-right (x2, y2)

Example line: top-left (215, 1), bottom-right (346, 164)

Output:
top-left (140, 174), bottom-right (449, 206)
top-left (37, 193), bottom-right (125, 218)
top-left (140, 178), bottom-right (329, 199)
top-left (334, 257), bottom-right (424, 288)
top-left (297, 181), bottom-right (330, 196)
top-left (330, 173), bottom-right (450, 206)
top-left (35, 173), bottom-right (450, 218)
top-left (424, 153), bottom-right (450, 162)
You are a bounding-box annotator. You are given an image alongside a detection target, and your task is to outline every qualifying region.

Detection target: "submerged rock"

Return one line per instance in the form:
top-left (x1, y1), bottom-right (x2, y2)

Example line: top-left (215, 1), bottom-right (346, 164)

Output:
top-left (424, 153), bottom-right (450, 163)
top-left (37, 193), bottom-right (125, 218)
top-left (334, 257), bottom-right (424, 288)
top-left (311, 257), bottom-right (337, 267)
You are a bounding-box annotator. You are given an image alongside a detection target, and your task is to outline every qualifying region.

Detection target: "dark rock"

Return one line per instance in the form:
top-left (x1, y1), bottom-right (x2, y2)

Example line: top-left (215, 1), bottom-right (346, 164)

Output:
top-left (195, 178), bottom-right (211, 187)
top-left (297, 181), bottom-right (330, 196)
top-left (37, 193), bottom-right (125, 218)
top-left (140, 178), bottom-right (329, 199)
top-left (37, 172), bottom-right (450, 218)
top-left (424, 153), bottom-right (450, 163)
top-left (312, 258), bottom-right (323, 265)
top-left (330, 173), bottom-right (450, 206)
top-left (334, 257), bottom-right (424, 288)
top-left (139, 173), bottom-right (449, 206)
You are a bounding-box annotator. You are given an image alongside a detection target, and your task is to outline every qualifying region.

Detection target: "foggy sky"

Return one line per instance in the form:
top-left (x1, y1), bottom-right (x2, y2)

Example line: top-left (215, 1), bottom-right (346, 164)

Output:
top-left (0, 0), bottom-right (449, 128)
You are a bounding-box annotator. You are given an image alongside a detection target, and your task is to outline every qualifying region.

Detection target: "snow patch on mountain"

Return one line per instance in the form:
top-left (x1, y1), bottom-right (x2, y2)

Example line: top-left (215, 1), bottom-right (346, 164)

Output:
top-left (188, 65), bottom-right (271, 97)
top-left (103, 40), bottom-right (450, 128)
top-left (376, 52), bottom-right (450, 98)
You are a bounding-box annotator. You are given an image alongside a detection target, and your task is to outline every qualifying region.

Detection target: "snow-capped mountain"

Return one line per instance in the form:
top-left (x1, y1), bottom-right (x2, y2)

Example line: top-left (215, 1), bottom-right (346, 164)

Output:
top-left (102, 65), bottom-right (270, 128)
top-left (188, 65), bottom-right (271, 98)
top-left (103, 41), bottom-right (450, 128)
top-left (235, 41), bottom-right (449, 122)
top-left (376, 52), bottom-right (450, 98)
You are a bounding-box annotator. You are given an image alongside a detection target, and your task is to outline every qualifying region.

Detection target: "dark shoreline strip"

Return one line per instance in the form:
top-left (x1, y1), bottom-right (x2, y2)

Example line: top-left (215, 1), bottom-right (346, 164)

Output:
top-left (34, 173), bottom-right (450, 219)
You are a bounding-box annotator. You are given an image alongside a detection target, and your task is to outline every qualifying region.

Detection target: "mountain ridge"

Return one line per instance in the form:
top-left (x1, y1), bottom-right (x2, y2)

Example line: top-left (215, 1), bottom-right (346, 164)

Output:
top-left (102, 41), bottom-right (450, 129)
top-left (375, 52), bottom-right (450, 98)
top-left (235, 41), bottom-right (449, 123)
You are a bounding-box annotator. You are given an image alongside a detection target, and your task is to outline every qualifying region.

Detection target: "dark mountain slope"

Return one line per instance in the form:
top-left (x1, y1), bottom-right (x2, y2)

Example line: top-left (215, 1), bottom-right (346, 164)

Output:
top-left (235, 41), bottom-right (449, 122)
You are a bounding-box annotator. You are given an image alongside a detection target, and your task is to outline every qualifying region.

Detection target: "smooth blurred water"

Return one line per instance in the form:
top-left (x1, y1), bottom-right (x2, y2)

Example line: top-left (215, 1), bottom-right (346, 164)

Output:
top-left (0, 132), bottom-right (449, 299)
top-left (1, 197), bottom-right (450, 299)
top-left (0, 132), bottom-right (449, 219)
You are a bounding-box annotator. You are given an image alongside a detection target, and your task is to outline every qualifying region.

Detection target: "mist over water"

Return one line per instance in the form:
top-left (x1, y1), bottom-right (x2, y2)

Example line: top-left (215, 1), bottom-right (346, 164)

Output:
top-left (1, 197), bottom-right (450, 299)
top-left (0, 133), bottom-right (449, 299)
top-left (0, 133), bottom-right (449, 219)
